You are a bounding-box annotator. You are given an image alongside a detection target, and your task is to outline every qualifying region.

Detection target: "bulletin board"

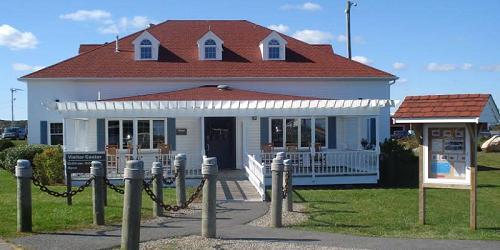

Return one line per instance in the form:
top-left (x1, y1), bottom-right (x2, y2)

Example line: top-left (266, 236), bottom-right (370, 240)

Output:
top-left (423, 124), bottom-right (471, 187)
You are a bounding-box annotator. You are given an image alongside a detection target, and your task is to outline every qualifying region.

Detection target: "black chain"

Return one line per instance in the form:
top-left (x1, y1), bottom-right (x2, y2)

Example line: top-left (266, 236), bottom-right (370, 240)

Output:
top-left (104, 177), bottom-right (125, 194)
top-left (145, 172), bottom-right (178, 187)
top-left (31, 175), bottom-right (94, 198)
top-left (143, 176), bottom-right (206, 212)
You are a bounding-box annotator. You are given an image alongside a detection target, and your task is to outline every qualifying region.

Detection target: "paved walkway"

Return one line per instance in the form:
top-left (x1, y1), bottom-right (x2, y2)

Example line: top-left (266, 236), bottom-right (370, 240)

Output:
top-left (10, 201), bottom-right (500, 250)
top-left (217, 170), bottom-right (261, 201)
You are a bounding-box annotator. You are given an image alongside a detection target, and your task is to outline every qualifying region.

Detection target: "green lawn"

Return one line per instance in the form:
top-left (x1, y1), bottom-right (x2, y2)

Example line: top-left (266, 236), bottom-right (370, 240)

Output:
top-left (0, 170), bottom-right (182, 238)
top-left (292, 152), bottom-right (500, 240)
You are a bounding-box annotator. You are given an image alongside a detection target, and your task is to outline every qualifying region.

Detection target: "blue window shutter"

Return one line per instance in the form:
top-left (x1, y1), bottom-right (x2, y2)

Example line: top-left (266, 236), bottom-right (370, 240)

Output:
top-left (40, 121), bottom-right (48, 144)
top-left (328, 117), bottom-right (336, 149)
top-left (97, 119), bottom-right (105, 151)
top-left (260, 117), bottom-right (269, 146)
top-left (167, 118), bottom-right (176, 150)
top-left (370, 118), bottom-right (376, 145)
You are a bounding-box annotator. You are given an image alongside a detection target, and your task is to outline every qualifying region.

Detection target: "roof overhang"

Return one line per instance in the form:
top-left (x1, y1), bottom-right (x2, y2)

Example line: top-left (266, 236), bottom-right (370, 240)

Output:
top-left (19, 76), bottom-right (399, 82)
top-left (51, 99), bottom-right (397, 118)
top-left (393, 117), bottom-right (480, 124)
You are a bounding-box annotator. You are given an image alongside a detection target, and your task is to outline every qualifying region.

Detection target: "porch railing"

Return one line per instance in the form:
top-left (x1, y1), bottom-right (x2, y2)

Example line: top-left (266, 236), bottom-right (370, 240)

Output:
top-left (106, 151), bottom-right (202, 178)
top-left (260, 150), bottom-right (379, 177)
top-left (245, 154), bottom-right (266, 200)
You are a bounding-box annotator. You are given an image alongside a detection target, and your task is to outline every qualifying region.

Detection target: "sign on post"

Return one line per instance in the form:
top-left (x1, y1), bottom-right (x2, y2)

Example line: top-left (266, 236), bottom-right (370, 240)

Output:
top-left (64, 152), bottom-right (106, 205)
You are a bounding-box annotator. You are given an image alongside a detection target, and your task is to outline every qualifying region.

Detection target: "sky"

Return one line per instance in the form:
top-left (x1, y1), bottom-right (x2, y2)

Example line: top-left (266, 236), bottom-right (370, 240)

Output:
top-left (0, 0), bottom-right (499, 120)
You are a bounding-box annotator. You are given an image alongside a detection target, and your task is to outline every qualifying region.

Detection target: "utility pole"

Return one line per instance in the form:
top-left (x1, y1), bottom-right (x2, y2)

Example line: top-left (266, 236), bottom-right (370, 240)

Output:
top-left (10, 88), bottom-right (23, 125)
top-left (346, 1), bottom-right (357, 59)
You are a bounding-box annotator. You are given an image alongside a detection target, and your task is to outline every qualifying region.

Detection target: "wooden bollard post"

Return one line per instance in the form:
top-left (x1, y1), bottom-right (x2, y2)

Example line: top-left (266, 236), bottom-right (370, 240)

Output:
top-left (201, 157), bottom-right (218, 238)
top-left (283, 159), bottom-right (293, 212)
top-left (151, 162), bottom-right (163, 217)
top-left (271, 153), bottom-right (284, 228)
top-left (175, 154), bottom-right (186, 206)
top-left (91, 161), bottom-right (105, 225)
top-left (16, 159), bottom-right (32, 232)
top-left (120, 160), bottom-right (144, 250)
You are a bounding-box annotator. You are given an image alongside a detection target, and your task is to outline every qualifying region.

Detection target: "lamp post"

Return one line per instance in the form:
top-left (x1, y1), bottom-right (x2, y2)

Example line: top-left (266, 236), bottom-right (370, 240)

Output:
top-left (10, 88), bottom-right (23, 125)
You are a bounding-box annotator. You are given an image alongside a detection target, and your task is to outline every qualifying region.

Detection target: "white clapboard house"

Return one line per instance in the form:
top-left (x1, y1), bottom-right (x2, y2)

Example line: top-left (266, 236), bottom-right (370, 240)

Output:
top-left (20, 20), bottom-right (397, 198)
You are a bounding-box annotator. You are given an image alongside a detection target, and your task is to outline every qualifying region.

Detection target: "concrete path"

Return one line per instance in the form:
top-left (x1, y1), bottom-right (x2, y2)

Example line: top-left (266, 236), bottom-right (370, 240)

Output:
top-left (217, 170), bottom-right (261, 201)
top-left (10, 201), bottom-right (500, 250)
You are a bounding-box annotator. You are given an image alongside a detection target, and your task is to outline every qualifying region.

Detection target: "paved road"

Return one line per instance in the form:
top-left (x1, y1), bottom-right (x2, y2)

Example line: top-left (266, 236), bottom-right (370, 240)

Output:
top-left (10, 201), bottom-right (500, 250)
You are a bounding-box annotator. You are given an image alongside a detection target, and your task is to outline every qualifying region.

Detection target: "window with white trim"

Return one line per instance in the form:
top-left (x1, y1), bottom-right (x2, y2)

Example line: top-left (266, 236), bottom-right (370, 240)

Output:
top-left (107, 119), bottom-right (167, 150)
top-left (204, 39), bottom-right (217, 59)
top-left (268, 39), bottom-right (281, 59)
top-left (270, 117), bottom-right (327, 148)
top-left (140, 39), bottom-right (152, 59)
top-left (50, 123), bottom-right (63, 145)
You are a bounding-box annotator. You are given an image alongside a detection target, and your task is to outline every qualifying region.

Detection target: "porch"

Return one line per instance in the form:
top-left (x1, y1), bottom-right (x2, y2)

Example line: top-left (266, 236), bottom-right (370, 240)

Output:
top-left (52, 88), bottom-right (394, 197)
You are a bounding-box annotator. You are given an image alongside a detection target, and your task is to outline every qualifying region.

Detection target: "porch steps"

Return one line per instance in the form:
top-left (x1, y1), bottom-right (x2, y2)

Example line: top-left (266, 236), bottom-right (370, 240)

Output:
top-left (216, 170), bottom-right (261, 201)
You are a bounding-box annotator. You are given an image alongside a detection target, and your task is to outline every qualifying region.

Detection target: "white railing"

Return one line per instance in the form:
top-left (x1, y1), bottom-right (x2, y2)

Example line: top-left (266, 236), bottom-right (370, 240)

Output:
top-left (107, 151), bottom-right (202, 178)
top-left (245, 154), bottom-right (266, 200)
top-left (260, 150), bottom-right (379, 177)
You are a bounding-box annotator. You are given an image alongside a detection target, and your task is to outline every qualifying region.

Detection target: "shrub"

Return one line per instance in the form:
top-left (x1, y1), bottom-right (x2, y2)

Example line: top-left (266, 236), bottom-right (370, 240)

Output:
top-left (379, 139), bottom-right (419, 187)
top-left (1, 144), bottom-right (47, 173)
top-left (0, 140), bottom-right (15, 152)
top-left (33, 146), bottom-right (64, 185)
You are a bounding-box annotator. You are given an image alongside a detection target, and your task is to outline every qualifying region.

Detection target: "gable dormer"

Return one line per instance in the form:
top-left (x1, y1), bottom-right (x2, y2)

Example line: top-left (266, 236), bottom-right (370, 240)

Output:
top-left (260, 31), bottom-right (287, 61)
top-left (197, 31), bottom-right (223, 60)
top-left (132, 31), bottom-right (160, 61)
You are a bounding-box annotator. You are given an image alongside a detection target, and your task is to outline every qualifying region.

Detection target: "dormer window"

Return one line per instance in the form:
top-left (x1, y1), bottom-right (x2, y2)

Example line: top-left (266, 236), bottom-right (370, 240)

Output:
top-left (204, 39), bottom-right (217, 59)
top-left (260, 31), bottom-right (287, 61)
top-left (132, 31), bottom-right (160, 61)
top-left (268, 39), bottom-right (281, 59)
top-left (140, 39), bottom-right (153, 59)
top-left (197, 31), bottom-right (223, 60)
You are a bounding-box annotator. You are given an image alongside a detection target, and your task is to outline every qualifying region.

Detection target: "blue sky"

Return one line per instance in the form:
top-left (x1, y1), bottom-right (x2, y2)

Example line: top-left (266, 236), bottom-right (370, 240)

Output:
top-left (1, 0), bottom-right (499, 120)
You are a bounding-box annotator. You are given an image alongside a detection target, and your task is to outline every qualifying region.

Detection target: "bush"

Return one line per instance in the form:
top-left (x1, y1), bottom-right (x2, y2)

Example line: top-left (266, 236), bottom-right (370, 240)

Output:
top-left (0, 140), bottom-right (15, 152)
top-left (33, 146), bottom-right (64, 185)
top-left (379, 139), bottom-right (419, 187)
top-left (1, 144), bottom-right (47, 173)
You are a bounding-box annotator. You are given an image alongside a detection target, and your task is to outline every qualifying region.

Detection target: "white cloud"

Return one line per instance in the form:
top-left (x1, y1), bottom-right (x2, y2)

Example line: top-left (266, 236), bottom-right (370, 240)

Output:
top-left (480, 65), bottom-right (500, 72)
top-left (393, 62), bottom-right (406, 70)
top-left (0, 24), bottom-right (38, 50)
top-left (352, 56), bottom-right (372, 65)
top-left (12, 63), bottom-right (44, 72)
top-left (99, 16), bottom-right (153, 34)
top-left (268, 24), bottom-right (290, 33)
top-left (281, 2), bottom-right (322, 11)
top-left (461, 63), bottom-right (473, 70)
top-left (292, 29), bottom-right (334, 44)
top-left (60, 10), bottom-right (153, 35)
top-left (426, 63), bottom-right (456, 72)
top-left (59, 9), bottom-right (111, 22)
top-left (397, 78), bottom-right (409, 84)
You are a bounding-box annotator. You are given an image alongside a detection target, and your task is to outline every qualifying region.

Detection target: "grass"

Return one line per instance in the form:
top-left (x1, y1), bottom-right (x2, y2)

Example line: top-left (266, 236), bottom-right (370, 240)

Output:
top-left (0, 170), bottom-right (184, 238)
top-left (291, 152), bottom-right (500, 240)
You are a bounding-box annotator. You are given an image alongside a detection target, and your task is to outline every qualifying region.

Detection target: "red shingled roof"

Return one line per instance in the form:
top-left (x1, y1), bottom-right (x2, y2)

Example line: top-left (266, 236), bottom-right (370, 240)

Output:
top-left (106, 85), bottom-right (319, 101)
top-left (394, 94), bottom-right (491, 119)
top-left (78, 44), bottom-right (103, 54)
top-left (22, 20), bottom-right (395, 79)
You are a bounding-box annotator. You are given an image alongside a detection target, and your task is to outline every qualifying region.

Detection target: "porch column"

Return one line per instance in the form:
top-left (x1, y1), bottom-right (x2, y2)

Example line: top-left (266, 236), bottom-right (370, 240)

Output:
top-left (357, 117), bottom-right (363, 150)
top-left (201, 117), bottom-right (205, 156)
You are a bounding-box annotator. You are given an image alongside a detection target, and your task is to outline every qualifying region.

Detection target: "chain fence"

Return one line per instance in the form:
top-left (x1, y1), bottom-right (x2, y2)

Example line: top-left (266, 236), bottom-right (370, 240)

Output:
top-left (31, 175), bottom-right (94, 198)
top-left (104, 177), bottom-right (125, 194)
top-left (144, 172), bottom-right (178, 187)
top-left (143, 176), bottom-right (206, 212)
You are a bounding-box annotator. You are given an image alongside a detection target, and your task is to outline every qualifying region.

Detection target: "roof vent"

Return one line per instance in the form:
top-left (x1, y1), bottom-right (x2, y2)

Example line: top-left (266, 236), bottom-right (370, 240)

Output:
top-left (217, 85), bottom-right (230, 91)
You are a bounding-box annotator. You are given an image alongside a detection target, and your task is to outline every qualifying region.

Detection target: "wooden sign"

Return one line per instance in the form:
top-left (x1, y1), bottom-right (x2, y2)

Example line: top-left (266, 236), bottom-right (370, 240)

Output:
top-left (65, 152), bottom-right (106, 173)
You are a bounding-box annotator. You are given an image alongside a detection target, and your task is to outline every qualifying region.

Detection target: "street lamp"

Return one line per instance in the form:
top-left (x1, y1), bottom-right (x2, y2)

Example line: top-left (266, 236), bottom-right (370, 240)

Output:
top-left (10, 88), bottom-right (23, 125)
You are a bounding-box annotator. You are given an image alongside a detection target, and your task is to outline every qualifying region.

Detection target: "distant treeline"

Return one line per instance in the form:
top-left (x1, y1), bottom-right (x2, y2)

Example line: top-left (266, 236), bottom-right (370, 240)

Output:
top-left (0, 120), bottom-right (27, 129)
